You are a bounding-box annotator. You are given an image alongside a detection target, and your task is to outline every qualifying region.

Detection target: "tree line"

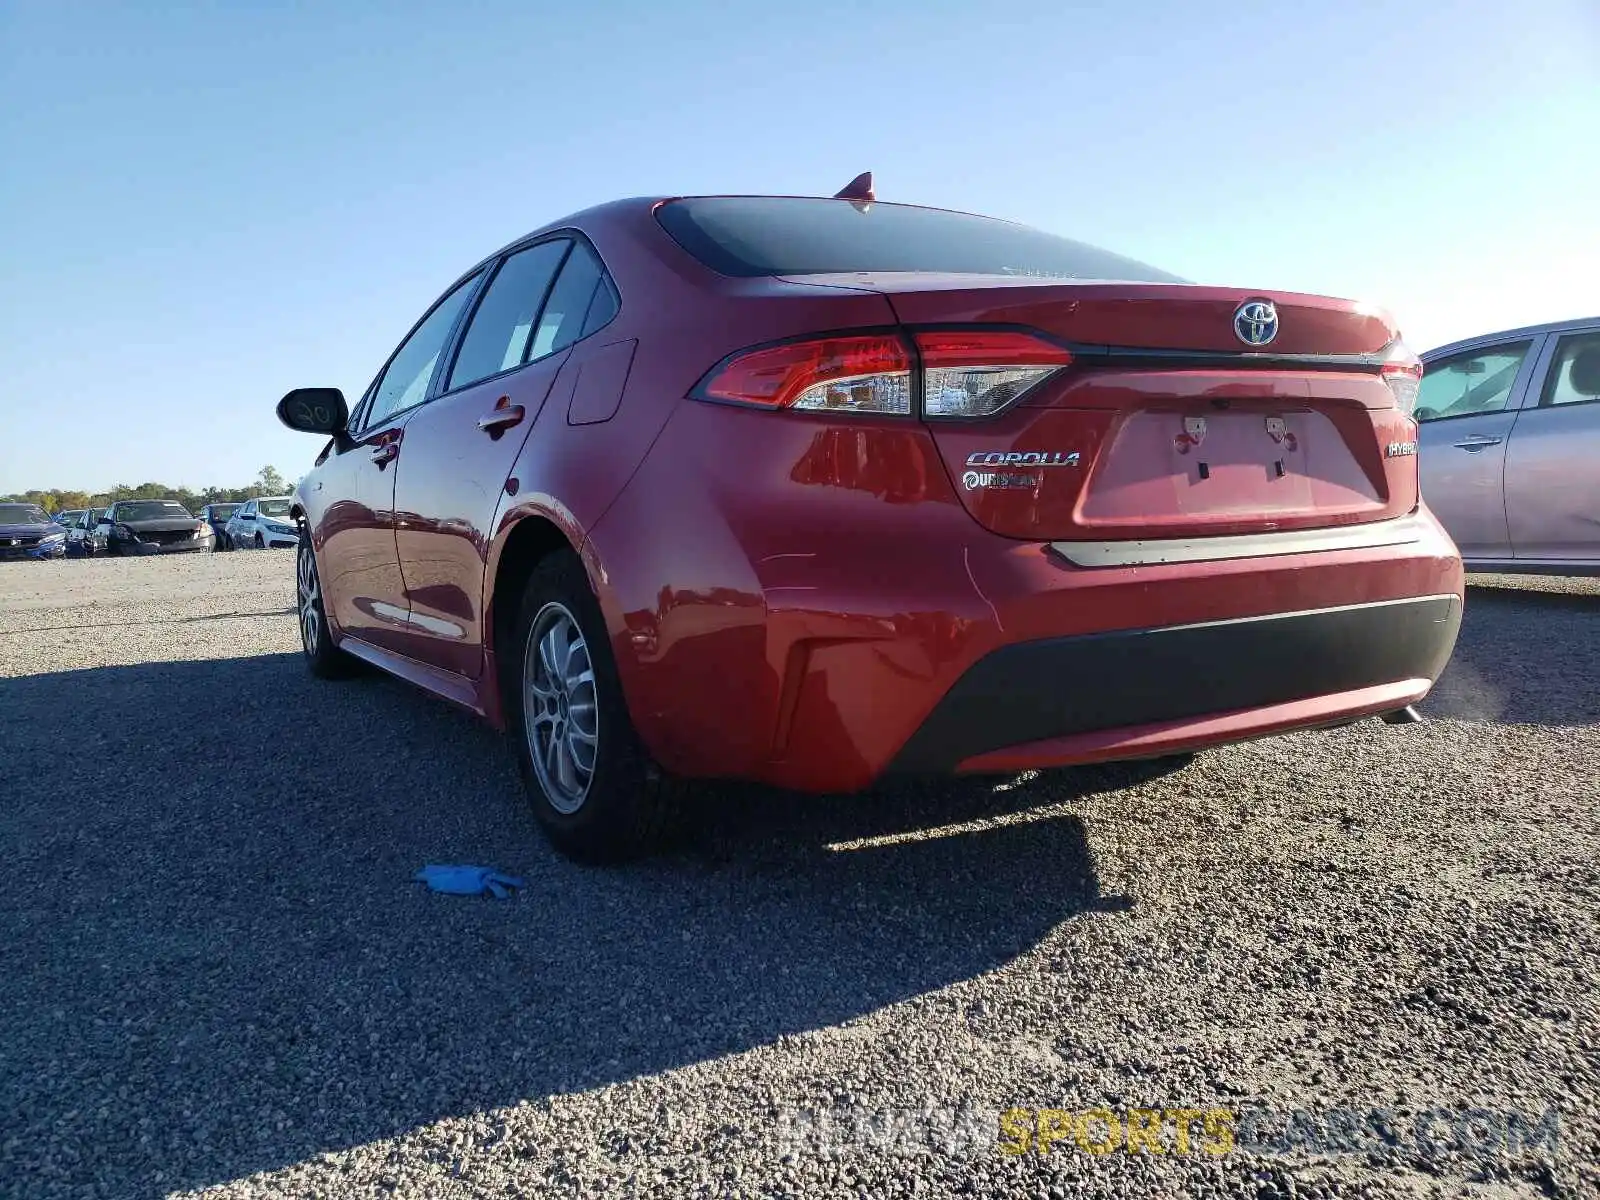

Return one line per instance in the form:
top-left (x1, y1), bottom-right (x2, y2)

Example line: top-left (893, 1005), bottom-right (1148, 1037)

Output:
top-left (2, 466), bottom-right (291, 515)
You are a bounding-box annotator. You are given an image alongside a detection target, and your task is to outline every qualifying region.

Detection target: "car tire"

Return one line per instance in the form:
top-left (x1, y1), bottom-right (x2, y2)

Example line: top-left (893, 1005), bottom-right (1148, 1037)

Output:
top-left (255, 533), bottom-right (265, 550)
top-left (508, 551), bottom-right (677, 863)
top-left (296, 529), bottom-right (357, 679)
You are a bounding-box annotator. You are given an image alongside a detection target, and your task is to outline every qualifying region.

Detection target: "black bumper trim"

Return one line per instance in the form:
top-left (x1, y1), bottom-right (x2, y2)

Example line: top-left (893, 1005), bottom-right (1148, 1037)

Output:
top-left (889, 594), bottom-right (1462, 772)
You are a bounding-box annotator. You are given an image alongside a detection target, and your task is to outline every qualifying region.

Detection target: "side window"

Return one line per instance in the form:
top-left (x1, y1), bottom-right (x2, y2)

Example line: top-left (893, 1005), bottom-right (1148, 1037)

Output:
top-left (365, 272), bottom-right (484, 428)
top-left (1539, 331), bottom-right (1600, 408)
top-left (447, 241), bottom-right (569, 391)
top-left (582, 274), bottom-right (620, 338)
top-left (1415, 341), bottom-right (1532, 423)
top-left (529, 242), bottom-right (614, 361)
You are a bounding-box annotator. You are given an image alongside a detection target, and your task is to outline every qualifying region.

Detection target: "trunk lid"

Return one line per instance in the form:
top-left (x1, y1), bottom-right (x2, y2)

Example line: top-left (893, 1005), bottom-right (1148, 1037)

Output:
top-left (814, 274), bottom-right (1398, 357)
top-left (820, 276), bottom-right (1416, 542)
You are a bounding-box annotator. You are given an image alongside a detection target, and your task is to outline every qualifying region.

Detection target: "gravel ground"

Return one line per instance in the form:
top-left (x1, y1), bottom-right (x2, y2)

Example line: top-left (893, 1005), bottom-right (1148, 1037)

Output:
top-left (1, 555), bottom-right (1596, 1199)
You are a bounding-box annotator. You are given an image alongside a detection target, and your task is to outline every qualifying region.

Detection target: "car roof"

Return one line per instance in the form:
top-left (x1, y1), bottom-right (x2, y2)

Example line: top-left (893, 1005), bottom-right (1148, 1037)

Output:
top-left (1425, 315), bottom-right (1600, 359)
top-left (472, 193), bottom-right (1017, 274)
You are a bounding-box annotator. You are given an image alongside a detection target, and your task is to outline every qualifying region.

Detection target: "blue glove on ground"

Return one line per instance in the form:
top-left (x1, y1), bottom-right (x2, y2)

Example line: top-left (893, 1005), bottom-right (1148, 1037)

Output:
top-left (414, 864), bottom-right (526, 899)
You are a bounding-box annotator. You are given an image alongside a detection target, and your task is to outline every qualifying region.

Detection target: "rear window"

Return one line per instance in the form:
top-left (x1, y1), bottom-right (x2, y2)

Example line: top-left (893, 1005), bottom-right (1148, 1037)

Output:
top-left (656, 196), bottom-right (1184, 283)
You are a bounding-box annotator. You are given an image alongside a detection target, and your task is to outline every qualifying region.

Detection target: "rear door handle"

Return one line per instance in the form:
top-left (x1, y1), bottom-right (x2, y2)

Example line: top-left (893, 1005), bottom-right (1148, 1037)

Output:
top-left (1452, 435), bottom-right (1503, 452)
top-left (477, 398), bottom-right (526, 438)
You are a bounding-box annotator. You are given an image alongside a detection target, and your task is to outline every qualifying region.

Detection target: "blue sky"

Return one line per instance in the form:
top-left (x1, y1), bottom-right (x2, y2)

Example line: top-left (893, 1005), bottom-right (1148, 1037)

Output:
top-left (2, 0), bottom-right (1596, 494)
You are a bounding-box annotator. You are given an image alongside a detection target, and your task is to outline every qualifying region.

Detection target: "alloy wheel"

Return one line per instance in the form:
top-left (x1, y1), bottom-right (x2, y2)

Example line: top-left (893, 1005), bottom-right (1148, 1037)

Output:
top-left (522, 602), bottom-right (599, 814)
top-left (297, 542), bottom-right (322, 657)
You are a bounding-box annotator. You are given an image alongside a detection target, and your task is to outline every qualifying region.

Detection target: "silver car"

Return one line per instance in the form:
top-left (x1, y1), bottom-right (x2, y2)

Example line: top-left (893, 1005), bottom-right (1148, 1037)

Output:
top-left (223, 496), bottom-right (299, 550)
top-left (1418, 316), bottom-right (1600, 575)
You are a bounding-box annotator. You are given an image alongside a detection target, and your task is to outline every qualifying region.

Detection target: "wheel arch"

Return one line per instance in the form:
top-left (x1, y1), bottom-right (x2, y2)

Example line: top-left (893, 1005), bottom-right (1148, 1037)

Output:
top-left (483, 509), bottom-right (594, 725)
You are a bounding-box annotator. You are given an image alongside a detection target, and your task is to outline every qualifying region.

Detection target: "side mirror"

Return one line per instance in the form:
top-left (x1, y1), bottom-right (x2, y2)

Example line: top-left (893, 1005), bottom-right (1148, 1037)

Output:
top-left (277, 387), bottom-right (348, 435)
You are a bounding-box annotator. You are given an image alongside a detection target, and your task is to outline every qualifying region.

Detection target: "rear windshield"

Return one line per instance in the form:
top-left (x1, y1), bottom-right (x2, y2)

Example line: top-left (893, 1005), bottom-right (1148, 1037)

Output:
top-left (656, 196), bottom-right (1184, 283)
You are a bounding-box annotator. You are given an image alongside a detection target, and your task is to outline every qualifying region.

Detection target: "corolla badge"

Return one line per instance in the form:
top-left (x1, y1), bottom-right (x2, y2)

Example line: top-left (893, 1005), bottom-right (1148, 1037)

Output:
top-left (964, 451), bottom-right (1080, 468)
top-left (962, 450), bottom-right (1080, 491)
top-left (1233, 299), bottom-right (1279, 347)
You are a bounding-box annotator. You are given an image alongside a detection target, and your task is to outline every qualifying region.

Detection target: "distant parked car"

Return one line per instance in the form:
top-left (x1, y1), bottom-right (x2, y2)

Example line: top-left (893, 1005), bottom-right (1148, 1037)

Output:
top-left (90, 499), bottom-right (213, 555)
top-left (1419, 316), bottom-right (1600, 574)
top-left (66, 508), bottom-right (102, 556)
top-left (198, 503), bottom-right (241, 549)
top-left (224, 497), bottom-right (298, 549)
top-left (0, 502), bottom-right (67, 560)
top-left (54, 508), bottom-right (88, 529)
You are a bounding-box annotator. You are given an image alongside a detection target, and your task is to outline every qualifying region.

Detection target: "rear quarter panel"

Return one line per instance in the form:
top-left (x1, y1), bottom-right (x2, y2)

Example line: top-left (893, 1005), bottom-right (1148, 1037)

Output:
top-left (482, 208), bottom-right (900, 709)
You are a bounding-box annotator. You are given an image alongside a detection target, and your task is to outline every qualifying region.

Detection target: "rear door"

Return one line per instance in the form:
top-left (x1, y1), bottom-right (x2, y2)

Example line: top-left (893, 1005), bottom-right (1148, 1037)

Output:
top-left (1415, 337), bottom-right (1542, 560)
top-left (1504, 325), bottom-right (1600, 563)
top-left (390, 238), bottom-right (622, 676)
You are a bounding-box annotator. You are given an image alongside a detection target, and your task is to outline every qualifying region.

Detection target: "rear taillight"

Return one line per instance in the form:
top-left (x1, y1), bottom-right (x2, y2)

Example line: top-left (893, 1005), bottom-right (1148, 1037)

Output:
top-left (698, 333), bottom-right (912, 414)
top-left (916, 330), bottom-right (1073, 418)
top-left (693, 327), bottom-right (1072, 418)
top-left (1379, 340), bottom-right (1423, 415)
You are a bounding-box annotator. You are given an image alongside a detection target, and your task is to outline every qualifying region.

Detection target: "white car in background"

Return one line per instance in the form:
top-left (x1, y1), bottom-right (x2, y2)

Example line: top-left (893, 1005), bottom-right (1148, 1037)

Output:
top-left (223, 496), bottom-right (298, 549)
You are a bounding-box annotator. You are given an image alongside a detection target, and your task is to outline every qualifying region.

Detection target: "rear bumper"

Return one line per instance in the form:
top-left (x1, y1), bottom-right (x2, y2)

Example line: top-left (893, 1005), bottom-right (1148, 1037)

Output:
top-left (890, 594), bottom-right (1460, 773)
top-left (587, 397), bottom-right (1466, 793)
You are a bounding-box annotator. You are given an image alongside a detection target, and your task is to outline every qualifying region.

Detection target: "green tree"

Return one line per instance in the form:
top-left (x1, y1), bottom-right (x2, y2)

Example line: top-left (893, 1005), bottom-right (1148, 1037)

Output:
top-left (255, 466), bottom-right (288, 496)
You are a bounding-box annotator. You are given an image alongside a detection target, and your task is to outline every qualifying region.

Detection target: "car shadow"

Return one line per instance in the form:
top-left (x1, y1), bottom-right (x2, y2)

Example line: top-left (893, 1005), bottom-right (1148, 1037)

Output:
top-left (1422, 581), bottom-right (1600, 726)
top-left (0, 652), bottom-right (1135, 1195)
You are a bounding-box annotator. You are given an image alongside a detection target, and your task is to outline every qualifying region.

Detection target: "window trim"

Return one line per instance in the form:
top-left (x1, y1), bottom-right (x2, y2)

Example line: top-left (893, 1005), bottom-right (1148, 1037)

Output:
top-left (1534, 326), bottom-right (1600, 411)
top-left (439, 237), bottom-right (575, 397)
top-left (428, 230), bottom-right (622, 404)
top-left (348, 229), bottom-right (622, 433)
top-left (1415, 338), bottom-right (1540, 426)
top-left (351, 268), bottom-right (490, 436)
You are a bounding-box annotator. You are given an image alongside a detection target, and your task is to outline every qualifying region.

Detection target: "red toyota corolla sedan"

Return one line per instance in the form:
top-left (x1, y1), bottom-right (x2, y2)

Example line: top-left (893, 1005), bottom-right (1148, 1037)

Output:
top-left (277, 181), bottom-right (1463, 861)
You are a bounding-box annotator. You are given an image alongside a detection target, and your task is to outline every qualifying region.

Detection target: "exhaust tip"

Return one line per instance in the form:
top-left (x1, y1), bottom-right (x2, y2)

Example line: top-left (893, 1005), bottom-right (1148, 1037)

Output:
top-left (1380, 705), bottom-right (1425, 725)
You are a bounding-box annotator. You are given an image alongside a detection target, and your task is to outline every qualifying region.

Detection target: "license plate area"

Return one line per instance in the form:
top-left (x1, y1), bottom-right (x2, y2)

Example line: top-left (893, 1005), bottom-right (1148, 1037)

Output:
top-left (1081, 409), bottom-right (1320, 521)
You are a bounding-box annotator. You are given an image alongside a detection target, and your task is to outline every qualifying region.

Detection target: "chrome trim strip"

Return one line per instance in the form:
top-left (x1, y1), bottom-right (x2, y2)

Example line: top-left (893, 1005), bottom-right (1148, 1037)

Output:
top-left (1049, 513), bottom-right (1429, 568)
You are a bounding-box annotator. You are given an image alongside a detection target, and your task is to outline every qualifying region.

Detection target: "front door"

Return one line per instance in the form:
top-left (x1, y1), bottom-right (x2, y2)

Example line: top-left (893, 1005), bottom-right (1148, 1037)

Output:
top-left (313, 416), bottom-right (415, 653)
top-left (314, 269), bottom-right (486, 655)
top-left (1505, 327), bottom-right (1600, 563)
top-left (1416, 338), bottom-right (1541, 560)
